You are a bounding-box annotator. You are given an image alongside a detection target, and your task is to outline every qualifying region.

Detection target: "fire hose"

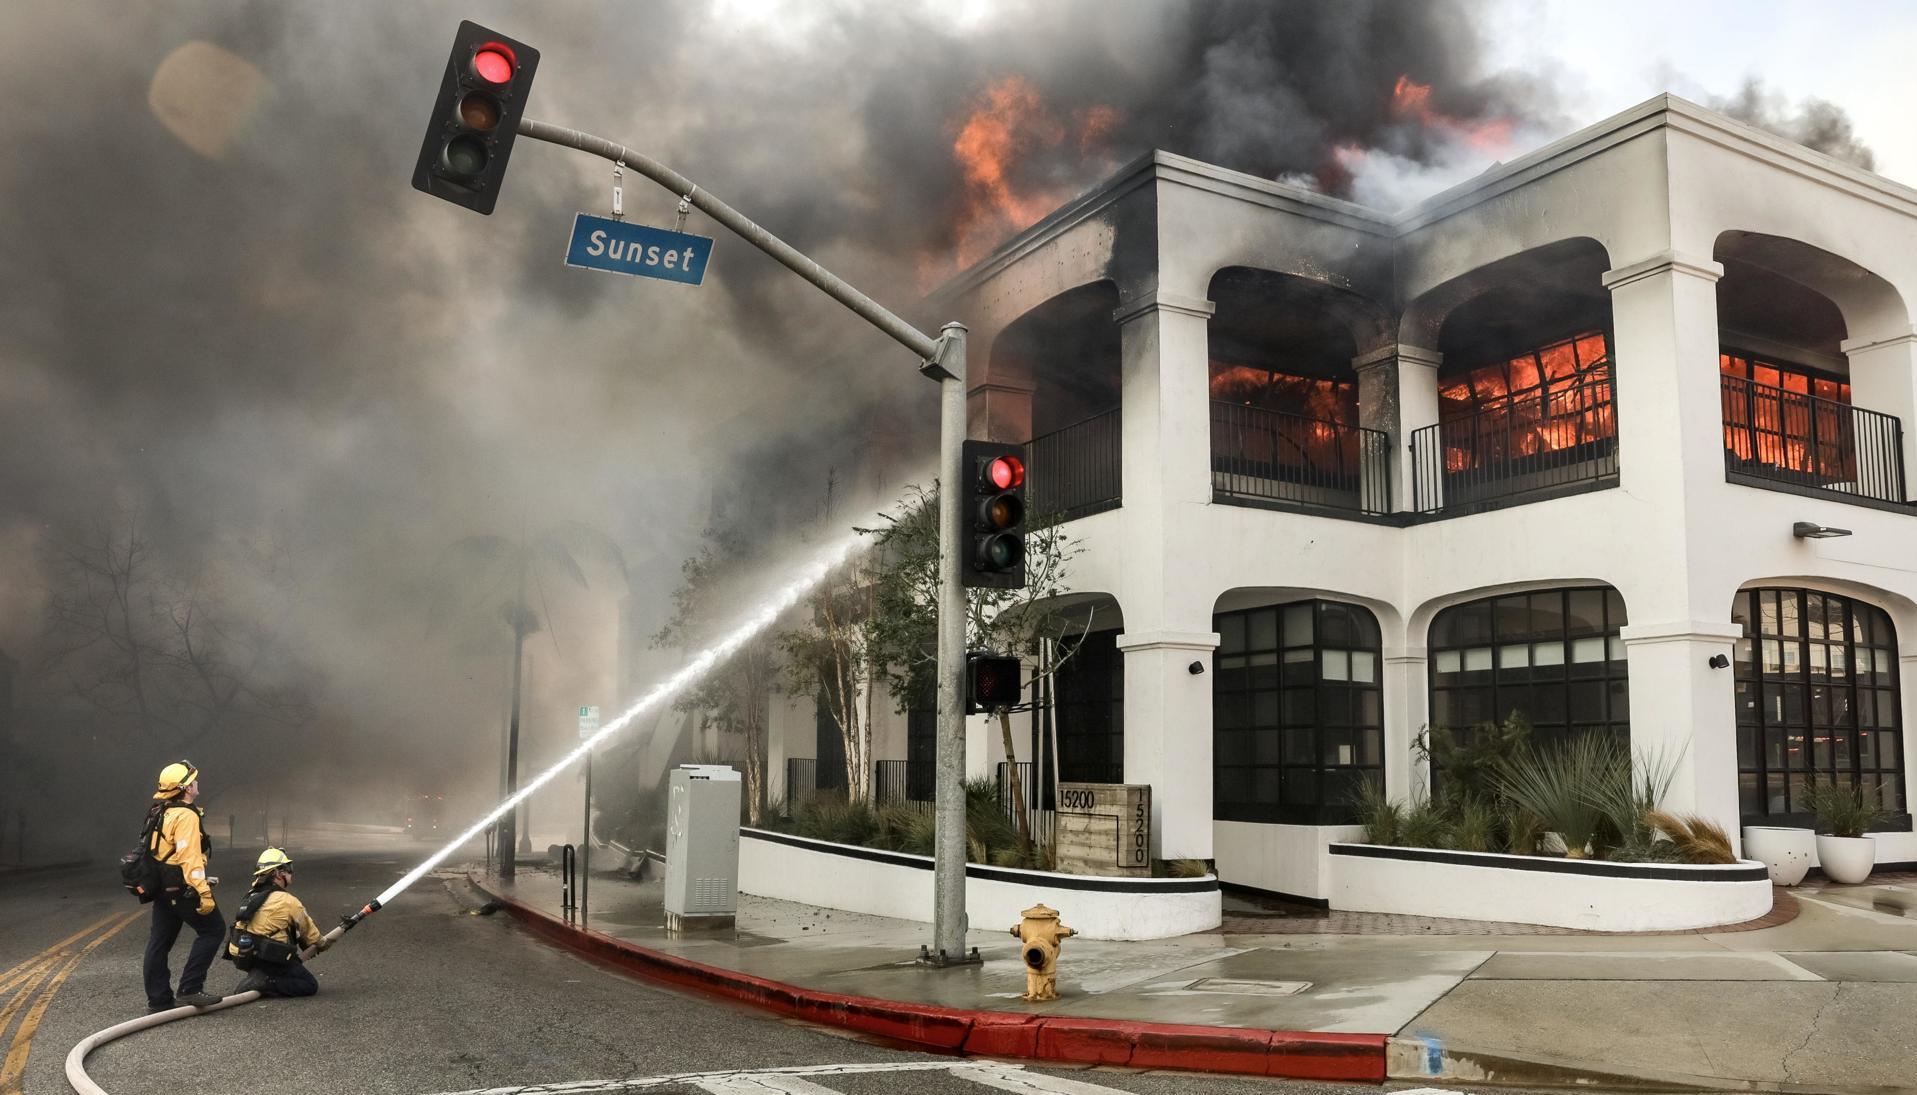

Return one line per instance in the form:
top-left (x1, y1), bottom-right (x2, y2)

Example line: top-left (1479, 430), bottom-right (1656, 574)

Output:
top-left (64, 901), bottom-right (380, 1095)
top-left (63, 534), bottom-right (857, 1094)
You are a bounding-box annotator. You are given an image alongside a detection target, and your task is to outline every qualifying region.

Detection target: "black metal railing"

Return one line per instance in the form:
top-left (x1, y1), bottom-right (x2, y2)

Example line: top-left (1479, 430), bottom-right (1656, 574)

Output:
top-left (874, 760), bottom-right (908, 804)
top-left (1210, 402), bottom-right (1390, 515)
top-left (1411, 376), bottom-right (1619, 514)
top-left (996, 761), bottom-right (1055, 852)
top-left (1026, 408), bottom-right (1121, 522)
top-left (1721, 374), bottom-right (1907, 504)
top-left (784, 757), bottom-right (817, 808)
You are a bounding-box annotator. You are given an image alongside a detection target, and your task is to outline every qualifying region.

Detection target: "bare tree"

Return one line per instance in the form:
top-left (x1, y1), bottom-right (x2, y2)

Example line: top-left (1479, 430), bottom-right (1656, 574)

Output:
top-left (38, 514), bottom-right (315, 754)
top-left (655, 522), bottom-right (775, 824)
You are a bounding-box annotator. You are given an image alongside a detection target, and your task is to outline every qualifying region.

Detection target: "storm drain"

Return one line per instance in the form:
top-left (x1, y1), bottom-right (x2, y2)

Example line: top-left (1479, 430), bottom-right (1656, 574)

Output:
top-left (1187, 977), bottom-right (1310, 996)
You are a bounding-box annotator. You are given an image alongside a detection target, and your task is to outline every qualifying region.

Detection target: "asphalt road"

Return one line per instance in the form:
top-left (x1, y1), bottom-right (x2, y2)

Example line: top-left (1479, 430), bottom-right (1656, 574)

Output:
top-left (3, 846), bottom-right (1467, 1095)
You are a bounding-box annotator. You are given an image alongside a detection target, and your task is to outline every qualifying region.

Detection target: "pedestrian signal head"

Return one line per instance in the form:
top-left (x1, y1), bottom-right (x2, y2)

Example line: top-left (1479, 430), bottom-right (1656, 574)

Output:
top-left (254, 847), bottom-right (295, 878)
top-left (156, 760), bottom-right (199, 795)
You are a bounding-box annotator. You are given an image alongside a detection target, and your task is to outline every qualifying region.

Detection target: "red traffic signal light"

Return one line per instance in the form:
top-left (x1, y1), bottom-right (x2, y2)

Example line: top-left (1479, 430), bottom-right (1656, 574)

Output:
top-left (966, 653), bottom-right (1022, 714)
top-left (962, 440), bottom-right (1027, 590)
top-left (413, 22), bottom-right (540, 214)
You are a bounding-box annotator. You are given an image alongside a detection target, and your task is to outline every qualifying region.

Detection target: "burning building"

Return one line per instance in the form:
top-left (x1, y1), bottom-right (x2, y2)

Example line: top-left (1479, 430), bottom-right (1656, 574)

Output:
top-left (763, 93), bottom-right (1917, 903)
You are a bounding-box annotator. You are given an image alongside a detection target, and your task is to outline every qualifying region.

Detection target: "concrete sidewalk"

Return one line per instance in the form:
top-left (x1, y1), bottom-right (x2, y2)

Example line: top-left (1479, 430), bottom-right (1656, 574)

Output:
top-left (471, 860), bottom-right (1917, 1091)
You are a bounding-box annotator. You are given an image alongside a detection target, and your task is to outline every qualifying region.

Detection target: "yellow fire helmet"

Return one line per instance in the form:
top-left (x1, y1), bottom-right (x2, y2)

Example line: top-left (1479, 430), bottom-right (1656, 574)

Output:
top-left (155, 760), bottom-right (199, 796)
top-left (253, 847), bottom-right (295, 878)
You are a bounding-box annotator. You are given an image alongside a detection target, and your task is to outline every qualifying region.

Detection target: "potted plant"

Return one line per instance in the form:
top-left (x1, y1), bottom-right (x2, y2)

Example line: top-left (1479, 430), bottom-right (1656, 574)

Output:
top-left (1800, 779), bottom-right (1891, 884)
top-left (1741, 825), bottom-right (1815, 886)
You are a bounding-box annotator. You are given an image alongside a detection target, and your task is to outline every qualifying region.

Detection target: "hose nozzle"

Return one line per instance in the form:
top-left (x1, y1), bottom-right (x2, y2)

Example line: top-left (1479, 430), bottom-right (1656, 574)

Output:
top-left (341, 898), bottom-right (383, 929)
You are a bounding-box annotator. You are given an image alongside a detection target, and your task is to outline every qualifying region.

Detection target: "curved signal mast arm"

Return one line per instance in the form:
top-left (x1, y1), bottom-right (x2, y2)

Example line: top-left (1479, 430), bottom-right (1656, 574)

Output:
top-left (516, 118), bottom-right (945, 367)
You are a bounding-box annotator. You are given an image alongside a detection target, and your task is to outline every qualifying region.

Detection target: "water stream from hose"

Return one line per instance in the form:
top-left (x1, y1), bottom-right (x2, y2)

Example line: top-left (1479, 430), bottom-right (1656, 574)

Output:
top-left (376, 531), bottom-right (861, 906)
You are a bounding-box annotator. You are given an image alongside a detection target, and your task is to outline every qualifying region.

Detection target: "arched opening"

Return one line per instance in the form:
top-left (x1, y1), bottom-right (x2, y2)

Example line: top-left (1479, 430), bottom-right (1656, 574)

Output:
top-left (1407, 239), bottom-right (1618, 513)
top-left (1211, 594), bottom-right (1385, 824)
top-left (1427, 585), bottom-right (1630, 758)
top-left (987, 282), bottom-right (1123, 521)
top-left (1206, 267), bottom-right (1393, 516)
top-left (1715, 232), bottom-right (1905, 503)
top-left (1732, 586), bottom-right (1904, 823)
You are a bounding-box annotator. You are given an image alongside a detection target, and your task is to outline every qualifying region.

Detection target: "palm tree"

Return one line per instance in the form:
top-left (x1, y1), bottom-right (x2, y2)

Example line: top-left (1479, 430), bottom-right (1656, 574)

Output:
top-left (432, 520), bottom-right (626, 880)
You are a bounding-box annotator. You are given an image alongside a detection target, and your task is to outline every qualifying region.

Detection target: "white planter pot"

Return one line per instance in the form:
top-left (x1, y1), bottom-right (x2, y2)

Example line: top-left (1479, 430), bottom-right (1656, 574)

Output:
top-left (1815, 834), bottom-right (1877, 884)
top-left (1742, 826), bottom-right (1815, 886)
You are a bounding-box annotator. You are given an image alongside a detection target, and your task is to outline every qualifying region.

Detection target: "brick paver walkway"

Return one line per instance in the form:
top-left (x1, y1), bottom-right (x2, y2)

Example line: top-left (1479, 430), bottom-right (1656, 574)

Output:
top-left (1215, 886), bottom-right (1801, 936)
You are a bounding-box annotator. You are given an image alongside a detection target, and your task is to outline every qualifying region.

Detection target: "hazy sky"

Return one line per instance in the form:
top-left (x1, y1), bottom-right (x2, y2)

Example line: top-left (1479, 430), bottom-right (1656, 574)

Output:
top-left (1488, 0), bottom-right (1917, 182)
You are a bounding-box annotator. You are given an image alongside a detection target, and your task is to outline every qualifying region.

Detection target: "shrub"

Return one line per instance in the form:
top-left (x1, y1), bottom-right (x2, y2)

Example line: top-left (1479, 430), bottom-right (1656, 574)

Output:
top-left (1420, 712), bottom-right (1531, 806)
top-left (1353, 778), bottom-right (1404, 846)
top-left (1641, 810), bottom-right (1737, 865)
top-left (1449, 796), bottom-right (1499, 853)
top-left (1400, 795), bottom-right (1452, 850)
top-left (1495, 733), bottom-right (1624, 859)
top-left (1800, 778), bottom-right (1892, 839)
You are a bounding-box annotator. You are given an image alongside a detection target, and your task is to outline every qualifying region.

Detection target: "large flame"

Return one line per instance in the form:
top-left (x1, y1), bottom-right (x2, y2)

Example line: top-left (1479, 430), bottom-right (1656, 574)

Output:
top-left (920, 77), bottom-right (1120, 287)
top-left (1390, 75), bottom-right (1512, 152)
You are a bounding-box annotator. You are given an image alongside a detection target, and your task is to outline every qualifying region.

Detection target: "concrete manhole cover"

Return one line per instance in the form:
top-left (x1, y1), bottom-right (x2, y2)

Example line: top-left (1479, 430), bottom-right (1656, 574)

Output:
top-left (1188, 977), bottom-right (1310, 996)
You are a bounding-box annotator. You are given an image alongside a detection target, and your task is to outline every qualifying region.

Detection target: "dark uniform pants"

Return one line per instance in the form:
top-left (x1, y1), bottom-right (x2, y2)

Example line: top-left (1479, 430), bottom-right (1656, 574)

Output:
top-left (254, 960), bottom-right (319, 998)
top-left (143, 898), bottom-right (223, 1008)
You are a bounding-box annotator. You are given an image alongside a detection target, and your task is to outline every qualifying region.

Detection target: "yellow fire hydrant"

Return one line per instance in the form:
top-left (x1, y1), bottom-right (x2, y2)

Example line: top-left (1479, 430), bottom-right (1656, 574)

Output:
top-left (1010, 903), bottom-right (1075, 1001)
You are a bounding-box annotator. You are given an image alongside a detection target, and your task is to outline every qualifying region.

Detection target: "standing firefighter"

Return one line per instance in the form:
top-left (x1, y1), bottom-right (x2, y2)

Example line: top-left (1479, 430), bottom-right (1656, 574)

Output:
top-left (226, 847), bottom-right (330, 997)
top-left (139, 760), bottom-right (223, 1011)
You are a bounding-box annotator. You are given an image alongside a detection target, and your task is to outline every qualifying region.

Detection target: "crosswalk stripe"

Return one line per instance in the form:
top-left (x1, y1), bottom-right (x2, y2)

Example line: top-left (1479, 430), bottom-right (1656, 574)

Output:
top-left (953, 1066), bottom-right (1135, 1095)
top-left (413, 1060), bottom-right (1158, 1095)
top-left (692, 1074), bottom-right (846, 1094)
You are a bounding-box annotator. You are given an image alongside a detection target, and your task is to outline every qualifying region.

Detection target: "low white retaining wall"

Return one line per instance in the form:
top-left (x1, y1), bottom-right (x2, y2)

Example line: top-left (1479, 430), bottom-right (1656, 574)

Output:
top-left (1328, 843), bottom-right (1773, 932)
top-left (738, 828), bottom-right (1221, 940)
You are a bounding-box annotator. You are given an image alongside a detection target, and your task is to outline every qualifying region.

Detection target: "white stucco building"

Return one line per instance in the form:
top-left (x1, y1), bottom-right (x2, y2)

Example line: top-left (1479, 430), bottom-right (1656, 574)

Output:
top-left (769, 94), bottom-right (1917, 902)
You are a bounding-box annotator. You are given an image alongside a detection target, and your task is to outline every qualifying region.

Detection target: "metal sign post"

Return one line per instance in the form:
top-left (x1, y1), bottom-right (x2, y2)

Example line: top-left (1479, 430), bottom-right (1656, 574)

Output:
top-left (578, 705), bottom-right (599, 921)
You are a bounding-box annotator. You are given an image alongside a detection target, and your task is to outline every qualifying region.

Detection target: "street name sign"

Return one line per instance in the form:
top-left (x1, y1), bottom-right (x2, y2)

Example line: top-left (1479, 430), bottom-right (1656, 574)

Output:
top-left (578, 705), bottom-right (600, 741)
top-left (565, 214), bottom-right (713, 285)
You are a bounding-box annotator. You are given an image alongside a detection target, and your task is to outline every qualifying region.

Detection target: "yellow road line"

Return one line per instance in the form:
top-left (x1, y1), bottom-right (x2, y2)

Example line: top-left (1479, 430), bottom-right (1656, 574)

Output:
top-left (0, 957), bottom-right (57, 1045)
top-left (0, 909), bottom-right (142, 1095)
top-left (0, 913), bottom-right (120, 992)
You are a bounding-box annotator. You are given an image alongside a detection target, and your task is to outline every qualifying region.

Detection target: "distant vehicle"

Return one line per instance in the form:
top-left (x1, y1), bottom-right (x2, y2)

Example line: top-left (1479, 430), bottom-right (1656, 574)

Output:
top-left (404, 794), bottom-right (444, 841)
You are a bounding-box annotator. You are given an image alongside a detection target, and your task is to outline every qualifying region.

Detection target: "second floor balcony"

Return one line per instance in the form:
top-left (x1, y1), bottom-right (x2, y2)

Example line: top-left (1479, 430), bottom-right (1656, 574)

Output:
top-left (1411, 368), bottom-right (1620, 515)
top-left (1720, 373), bottom-right (1907, 507)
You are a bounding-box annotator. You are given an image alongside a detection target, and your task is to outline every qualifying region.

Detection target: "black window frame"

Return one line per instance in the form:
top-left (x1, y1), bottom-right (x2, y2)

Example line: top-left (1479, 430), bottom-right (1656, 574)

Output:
top-left (1428, 586), bottom-right (1631, 758)
top-left (1734, 587), bottom-right (1906, 826)
top-left (1035, 629), bottom-right (1124, 806)
top-left (1212, 599), bottom-right (1385, 825)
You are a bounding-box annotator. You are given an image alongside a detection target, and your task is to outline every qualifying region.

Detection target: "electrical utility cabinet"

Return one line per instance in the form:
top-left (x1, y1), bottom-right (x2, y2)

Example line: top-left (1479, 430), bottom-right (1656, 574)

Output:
top-left (664, 764), bottom-right (741, 930)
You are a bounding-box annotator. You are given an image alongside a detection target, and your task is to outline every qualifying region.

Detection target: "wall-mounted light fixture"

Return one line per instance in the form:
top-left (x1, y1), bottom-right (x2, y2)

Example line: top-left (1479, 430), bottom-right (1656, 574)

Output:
top-left (1188, 661), bottom-right (1205, 675)
top-left (1708, 653), bottom-right (1731, 669)
top-left (1793, 521), bottom-right (1853, 539)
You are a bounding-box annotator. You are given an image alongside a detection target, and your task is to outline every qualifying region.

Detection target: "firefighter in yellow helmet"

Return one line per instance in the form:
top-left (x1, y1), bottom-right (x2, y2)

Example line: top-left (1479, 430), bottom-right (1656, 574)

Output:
top-left (226, 847), bottom-right (330, 998)
top-left (141, 760), bottom-right (224, 1011)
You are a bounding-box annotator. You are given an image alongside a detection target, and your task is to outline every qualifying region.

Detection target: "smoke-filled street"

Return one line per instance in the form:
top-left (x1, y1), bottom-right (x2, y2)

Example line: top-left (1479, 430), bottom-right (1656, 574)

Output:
top-left (5, 848), bottom-right (1405, 1095)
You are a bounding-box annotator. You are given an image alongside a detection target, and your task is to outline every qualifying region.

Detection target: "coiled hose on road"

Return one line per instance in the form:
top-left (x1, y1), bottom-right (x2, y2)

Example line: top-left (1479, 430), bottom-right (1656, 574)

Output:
top-left (65, 915), bottom-right (361, 1094)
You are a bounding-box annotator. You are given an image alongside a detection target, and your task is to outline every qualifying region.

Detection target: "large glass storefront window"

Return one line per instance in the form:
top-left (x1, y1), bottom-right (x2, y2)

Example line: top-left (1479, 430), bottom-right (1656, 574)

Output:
top-left (1734, 588), bottom-right (1904, 821)
top-left (1429, 587), bottom-right (1629, 752)
top-left (1213, 600), bottom-right (1383, 825)
top-left (1436, 331), bottom-right (1615, 472)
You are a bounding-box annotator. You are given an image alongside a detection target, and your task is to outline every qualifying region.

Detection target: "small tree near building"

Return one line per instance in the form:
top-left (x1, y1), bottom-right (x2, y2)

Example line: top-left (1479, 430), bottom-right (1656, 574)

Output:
top-left (862, 483), bottom-right (1087, 857)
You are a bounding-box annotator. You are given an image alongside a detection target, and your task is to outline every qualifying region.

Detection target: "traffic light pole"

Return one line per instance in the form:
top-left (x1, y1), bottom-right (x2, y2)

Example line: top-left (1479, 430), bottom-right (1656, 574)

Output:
top-left (512, 117), bottom-right (972, 964)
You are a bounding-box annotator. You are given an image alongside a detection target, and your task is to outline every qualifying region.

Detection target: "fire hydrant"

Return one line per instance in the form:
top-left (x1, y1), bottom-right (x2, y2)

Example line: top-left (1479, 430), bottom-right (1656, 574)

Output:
top-left (1010, 903), bottom-right (1075, 1001)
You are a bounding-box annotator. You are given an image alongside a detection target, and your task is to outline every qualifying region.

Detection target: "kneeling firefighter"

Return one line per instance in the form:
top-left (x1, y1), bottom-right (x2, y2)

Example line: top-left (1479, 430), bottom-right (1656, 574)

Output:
top-left (225, 848), bottom-right (330, 997)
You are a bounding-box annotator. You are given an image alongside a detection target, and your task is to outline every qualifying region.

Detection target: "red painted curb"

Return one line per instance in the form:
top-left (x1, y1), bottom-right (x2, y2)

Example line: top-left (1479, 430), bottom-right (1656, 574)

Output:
top-left (472, 878), bottom-right (1385, 1081)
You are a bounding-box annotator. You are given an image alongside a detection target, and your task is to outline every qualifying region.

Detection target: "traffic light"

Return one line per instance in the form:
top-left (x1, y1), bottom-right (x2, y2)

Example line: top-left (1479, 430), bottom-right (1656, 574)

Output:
top-left (412, 22), bottom-right (540, 214)
top-left (966, 653), bottom-right (1022, 714)
top-left (961, 440), bottom-right (1026, 589)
